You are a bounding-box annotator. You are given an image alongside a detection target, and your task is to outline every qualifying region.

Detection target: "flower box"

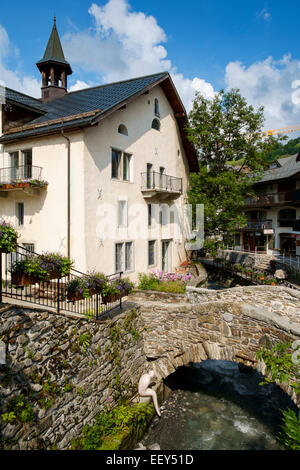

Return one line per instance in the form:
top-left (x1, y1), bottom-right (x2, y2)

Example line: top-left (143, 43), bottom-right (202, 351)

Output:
top-left (11, 272), bottom-right (36, 286)
top-left (67, 291), bottom-right (85, 302)
top-left (101, 293), bottom-right (121, 304)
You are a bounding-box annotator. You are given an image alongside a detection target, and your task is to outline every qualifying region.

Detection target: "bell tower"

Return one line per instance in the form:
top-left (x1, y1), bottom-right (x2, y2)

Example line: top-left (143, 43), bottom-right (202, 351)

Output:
top-left (36, 18), bottom-right (72, 102)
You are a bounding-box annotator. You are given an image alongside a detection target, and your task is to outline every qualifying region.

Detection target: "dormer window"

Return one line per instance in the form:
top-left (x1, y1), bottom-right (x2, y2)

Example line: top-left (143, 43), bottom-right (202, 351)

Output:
top-left (152, 118), bottom-right (160, 131)
top-left (154, 98), bottom-right (160, 117)
top-left (118, 124), bottom-right (128, 136)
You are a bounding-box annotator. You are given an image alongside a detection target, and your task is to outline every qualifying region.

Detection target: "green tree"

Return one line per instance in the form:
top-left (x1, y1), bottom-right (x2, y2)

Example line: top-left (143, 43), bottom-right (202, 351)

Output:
top-left (186, 89), bottom-right (283, 250)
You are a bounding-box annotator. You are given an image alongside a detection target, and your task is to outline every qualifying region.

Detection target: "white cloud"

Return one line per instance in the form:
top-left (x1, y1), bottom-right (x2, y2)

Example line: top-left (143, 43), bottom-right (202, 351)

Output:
top-left (62, 0), bottom-right (215, 111)
top-left (69, 80), bottom-right (91, 92)
top-left (0, 24), bottom-right (40, 97)
top-left (258, 7), bottom-right (271, 22)
top-left (225, 55), bottom-right (300, 131)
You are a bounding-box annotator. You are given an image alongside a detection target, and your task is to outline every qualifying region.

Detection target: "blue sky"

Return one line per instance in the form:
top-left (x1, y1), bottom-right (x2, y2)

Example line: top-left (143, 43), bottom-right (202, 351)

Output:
top-left (2, 0), bottom-right (300, 132)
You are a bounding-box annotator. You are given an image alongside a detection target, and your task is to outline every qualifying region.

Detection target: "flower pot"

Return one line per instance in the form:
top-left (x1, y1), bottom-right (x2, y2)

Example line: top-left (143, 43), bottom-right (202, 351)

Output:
top-left (102, 293), bottom-right (121, 304)
top-left (270, 282), bottom-right (276, 286)
top-left (67, 292), bottom-right (85, 302)
top-left (11, 272), bottom-right (36, 286)
top-left (48, 269), bottom-right (62, 280)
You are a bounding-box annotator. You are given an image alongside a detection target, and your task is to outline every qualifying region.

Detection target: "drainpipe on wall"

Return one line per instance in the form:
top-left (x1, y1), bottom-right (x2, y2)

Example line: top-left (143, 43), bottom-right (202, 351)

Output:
top-left (61, 129), bottom-right (71, 259)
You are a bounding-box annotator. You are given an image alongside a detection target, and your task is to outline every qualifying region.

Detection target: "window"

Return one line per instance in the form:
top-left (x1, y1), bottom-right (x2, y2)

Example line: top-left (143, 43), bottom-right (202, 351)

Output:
top-left (22, 149), bottom-right (32, 179)
top-left (154, 99), bottom-right (160, 117)
top-left (111, 149), bottom-right (132, 181)
top-left (152, 118), bottom-right (160, 131)
top-left (146, 163), bottom-right (153, 189)
top-left (118, 124), bottom-right (128, 136)
top-left (125, 242), bottom-right (133, 272)
top-left (118, 200), bottom-right (128, 227)
top-left (123, 153), bottom-right (131, 181)
top-left (10, 152), bottom-right (19, 180)
top-left (23, 243), bottom-right (35, 253)
top-left (111, 149), bottom-right (121, 179)
top-left (115, 243), bottom-right (123, 273)
top-left (115, 242), bottom-right (134, 273)
top-left (148, 204), bottom-right (152, 227)
top-left (148, 240), bottom-right (156, 266)
top-left (16, 202), bottom-right (24, 226)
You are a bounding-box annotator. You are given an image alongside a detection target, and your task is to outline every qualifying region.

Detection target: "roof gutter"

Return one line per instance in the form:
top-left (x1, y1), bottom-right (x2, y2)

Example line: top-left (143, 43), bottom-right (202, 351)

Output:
top-left (61, 128), bottom-right (71, 259)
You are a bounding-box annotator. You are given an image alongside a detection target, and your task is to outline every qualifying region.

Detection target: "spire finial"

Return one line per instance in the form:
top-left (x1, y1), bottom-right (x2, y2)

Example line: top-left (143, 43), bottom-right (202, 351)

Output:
top-left (54, 15), bottom-right (56, 25)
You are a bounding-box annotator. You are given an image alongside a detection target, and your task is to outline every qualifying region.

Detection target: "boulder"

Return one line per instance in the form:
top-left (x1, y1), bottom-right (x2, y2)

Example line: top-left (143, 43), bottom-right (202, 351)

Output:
top-left (274, 269), bottom-right (287, 279)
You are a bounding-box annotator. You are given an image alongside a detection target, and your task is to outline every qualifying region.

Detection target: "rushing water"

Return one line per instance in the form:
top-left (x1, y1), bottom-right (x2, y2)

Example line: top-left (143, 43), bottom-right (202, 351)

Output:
top-left (140, 361), bottom-right (298, 451)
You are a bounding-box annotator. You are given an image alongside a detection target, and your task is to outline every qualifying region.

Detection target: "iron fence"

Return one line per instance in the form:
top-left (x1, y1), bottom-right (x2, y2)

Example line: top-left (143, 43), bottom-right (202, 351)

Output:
top-left (0, 245), bottom-right (123, 319)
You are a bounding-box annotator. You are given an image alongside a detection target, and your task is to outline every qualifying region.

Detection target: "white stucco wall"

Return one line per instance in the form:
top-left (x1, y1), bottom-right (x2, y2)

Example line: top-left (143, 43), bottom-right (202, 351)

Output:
top-left (0, 84), bottom-right (190, 280)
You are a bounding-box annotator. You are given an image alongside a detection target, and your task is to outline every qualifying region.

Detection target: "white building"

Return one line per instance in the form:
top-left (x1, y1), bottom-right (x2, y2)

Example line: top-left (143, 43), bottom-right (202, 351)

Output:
top-left (235, 155), bottom-right (300, 256)
top-left (0, 20), bottom-right (198, 280)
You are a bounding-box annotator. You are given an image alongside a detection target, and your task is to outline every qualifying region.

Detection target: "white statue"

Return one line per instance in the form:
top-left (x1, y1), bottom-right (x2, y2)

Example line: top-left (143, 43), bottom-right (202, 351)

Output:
top-left (138, 370), bottom-right (161, 417)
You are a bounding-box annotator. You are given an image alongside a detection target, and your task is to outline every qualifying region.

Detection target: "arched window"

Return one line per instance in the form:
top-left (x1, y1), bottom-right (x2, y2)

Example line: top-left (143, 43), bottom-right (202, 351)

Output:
top-left (154, 98), bottom-right (160, 117)
top-left (118, 124), bottom-right (128, 136)
top-left (151, 118), bottom-right (160, 131)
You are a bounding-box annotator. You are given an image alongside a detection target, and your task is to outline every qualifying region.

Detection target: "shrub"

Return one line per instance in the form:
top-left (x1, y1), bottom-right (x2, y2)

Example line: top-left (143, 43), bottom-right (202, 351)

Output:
top-left (138, 270), bottom-right (191, 294)
top-left (0, 219), bottom-right (18, 253)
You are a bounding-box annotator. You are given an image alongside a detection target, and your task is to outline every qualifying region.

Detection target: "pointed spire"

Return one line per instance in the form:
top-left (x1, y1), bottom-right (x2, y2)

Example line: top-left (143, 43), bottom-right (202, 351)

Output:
top-left (36, 18), bottom-right (72, 74)
top-left (36, 18), bottom-right (72, 101)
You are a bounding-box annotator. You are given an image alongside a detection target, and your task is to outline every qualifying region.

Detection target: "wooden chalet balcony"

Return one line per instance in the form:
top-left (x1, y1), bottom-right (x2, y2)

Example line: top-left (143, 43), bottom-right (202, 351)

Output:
top-left (0, 166), bottom-right (48, 194)
top-left (244, 191), bottom-right (300, 208)
top-left (141, 171), bottom-right (183, 200)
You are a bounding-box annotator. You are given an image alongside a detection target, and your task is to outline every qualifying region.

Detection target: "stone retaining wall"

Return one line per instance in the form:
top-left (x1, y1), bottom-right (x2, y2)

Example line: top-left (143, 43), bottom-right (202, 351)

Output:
top-left (0, 304), bottom-right (147, 450)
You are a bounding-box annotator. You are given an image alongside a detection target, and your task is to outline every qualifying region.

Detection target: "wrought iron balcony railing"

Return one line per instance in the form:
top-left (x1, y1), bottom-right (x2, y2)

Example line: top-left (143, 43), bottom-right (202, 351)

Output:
top-left (141, 171), bottom-right (183, 194)
top-left (0, 165), bottom-right (43, 185)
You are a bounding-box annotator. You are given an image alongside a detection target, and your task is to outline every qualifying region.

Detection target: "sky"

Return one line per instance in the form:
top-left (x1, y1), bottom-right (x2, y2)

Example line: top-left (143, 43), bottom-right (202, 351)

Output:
top-left (2, 0), bottom-right (300, 133)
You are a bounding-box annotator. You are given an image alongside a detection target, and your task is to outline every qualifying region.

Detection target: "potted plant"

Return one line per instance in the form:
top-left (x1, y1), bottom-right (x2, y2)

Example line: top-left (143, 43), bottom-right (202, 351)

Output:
top-left (39, 252), bottom-right (74, 279)
top-left (0, 219), bottom-right (18, 253)
top-left (66, 278), bottom-right (90, 301)
top-left (114, 277), bottom-right (134, 296)
top-left (101, 280), bottom-right (120, 304)
top-left (10, 255), bottom-right (50, 286)
top-left (81, 271), bottom-right (107, 296)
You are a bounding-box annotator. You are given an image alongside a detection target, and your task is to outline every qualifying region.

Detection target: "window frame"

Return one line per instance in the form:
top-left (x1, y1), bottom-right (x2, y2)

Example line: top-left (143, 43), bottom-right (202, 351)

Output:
top-left (111, 148), bottom-right (133, 182)
top-left (16, 202), bottom-right (24, 226)
top-left (148, 240), bottom-right (156, 267)
top-left (115, 241), bottom-right (135, 273)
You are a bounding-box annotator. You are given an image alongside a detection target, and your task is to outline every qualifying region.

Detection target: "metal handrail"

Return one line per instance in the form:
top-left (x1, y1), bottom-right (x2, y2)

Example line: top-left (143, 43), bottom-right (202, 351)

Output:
top-left (0, 165), bottom-right (43, 184)
top-left (0, 244), bottom-right (124, 319)
top-left (141, 171), bottom-right (182, 193)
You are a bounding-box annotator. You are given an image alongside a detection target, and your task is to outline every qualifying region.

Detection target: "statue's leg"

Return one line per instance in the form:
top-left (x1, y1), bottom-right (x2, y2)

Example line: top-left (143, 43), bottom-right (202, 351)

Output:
top-left (144, 388), bottom-right (161, 417)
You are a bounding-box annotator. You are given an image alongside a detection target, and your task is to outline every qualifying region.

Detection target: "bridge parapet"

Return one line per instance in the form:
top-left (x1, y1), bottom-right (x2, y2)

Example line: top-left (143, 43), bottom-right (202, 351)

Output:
top-left (131, 286), bottom-right (300, 407)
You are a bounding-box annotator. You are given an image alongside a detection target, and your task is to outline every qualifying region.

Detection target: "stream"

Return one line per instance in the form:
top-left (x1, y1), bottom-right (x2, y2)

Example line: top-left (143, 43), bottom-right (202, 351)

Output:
top-left (139, 360), bottom-right (298, 451)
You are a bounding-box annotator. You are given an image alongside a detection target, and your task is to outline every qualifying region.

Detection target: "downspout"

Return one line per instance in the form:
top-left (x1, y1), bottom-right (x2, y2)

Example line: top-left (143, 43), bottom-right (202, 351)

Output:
top-left (61, 128), bottom-right (71, 259)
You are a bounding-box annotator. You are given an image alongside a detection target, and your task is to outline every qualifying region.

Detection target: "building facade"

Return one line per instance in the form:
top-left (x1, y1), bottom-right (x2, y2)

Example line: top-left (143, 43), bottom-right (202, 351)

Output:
top-left (235, 154), bottom-right (300, 256)
top-left (0, 21), bottom-right (198, 280)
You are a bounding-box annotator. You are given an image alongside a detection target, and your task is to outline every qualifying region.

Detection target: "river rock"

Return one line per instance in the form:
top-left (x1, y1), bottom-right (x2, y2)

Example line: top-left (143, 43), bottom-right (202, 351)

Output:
top-left (274, 269), bottom-right (286, 279)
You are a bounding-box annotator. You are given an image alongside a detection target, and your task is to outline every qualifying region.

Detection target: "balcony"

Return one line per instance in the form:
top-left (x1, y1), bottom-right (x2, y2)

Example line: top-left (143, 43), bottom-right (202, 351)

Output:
top-left (0, 166), bottom-right (48, 195)
top-left (244, 191), bottom-right (300, 208)
top-left (239, 220), bottom-right (273, 233)
top-left (141, 171), bottom-right (183, 200)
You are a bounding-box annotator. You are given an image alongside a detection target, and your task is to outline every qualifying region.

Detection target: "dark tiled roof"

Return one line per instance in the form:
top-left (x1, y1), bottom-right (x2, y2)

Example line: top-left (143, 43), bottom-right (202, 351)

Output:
top-left (256, 154), bottom-right (300, 183)
top-left (5, 87), bottom-right (45, 113)
top-left (0, 72), bottom-right (168, 142)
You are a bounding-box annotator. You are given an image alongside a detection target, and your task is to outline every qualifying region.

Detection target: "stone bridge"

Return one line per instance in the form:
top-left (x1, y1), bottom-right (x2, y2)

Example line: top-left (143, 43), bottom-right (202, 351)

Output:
top-left (129, 285), bottom-right (300, 407)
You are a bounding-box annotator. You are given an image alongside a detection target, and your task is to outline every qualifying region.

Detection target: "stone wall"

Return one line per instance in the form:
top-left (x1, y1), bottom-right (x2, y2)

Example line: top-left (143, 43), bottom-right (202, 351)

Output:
top-left (0, 303), bottom-right (147, 450)
top-left (130, 287), bottom-right (300, 408)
